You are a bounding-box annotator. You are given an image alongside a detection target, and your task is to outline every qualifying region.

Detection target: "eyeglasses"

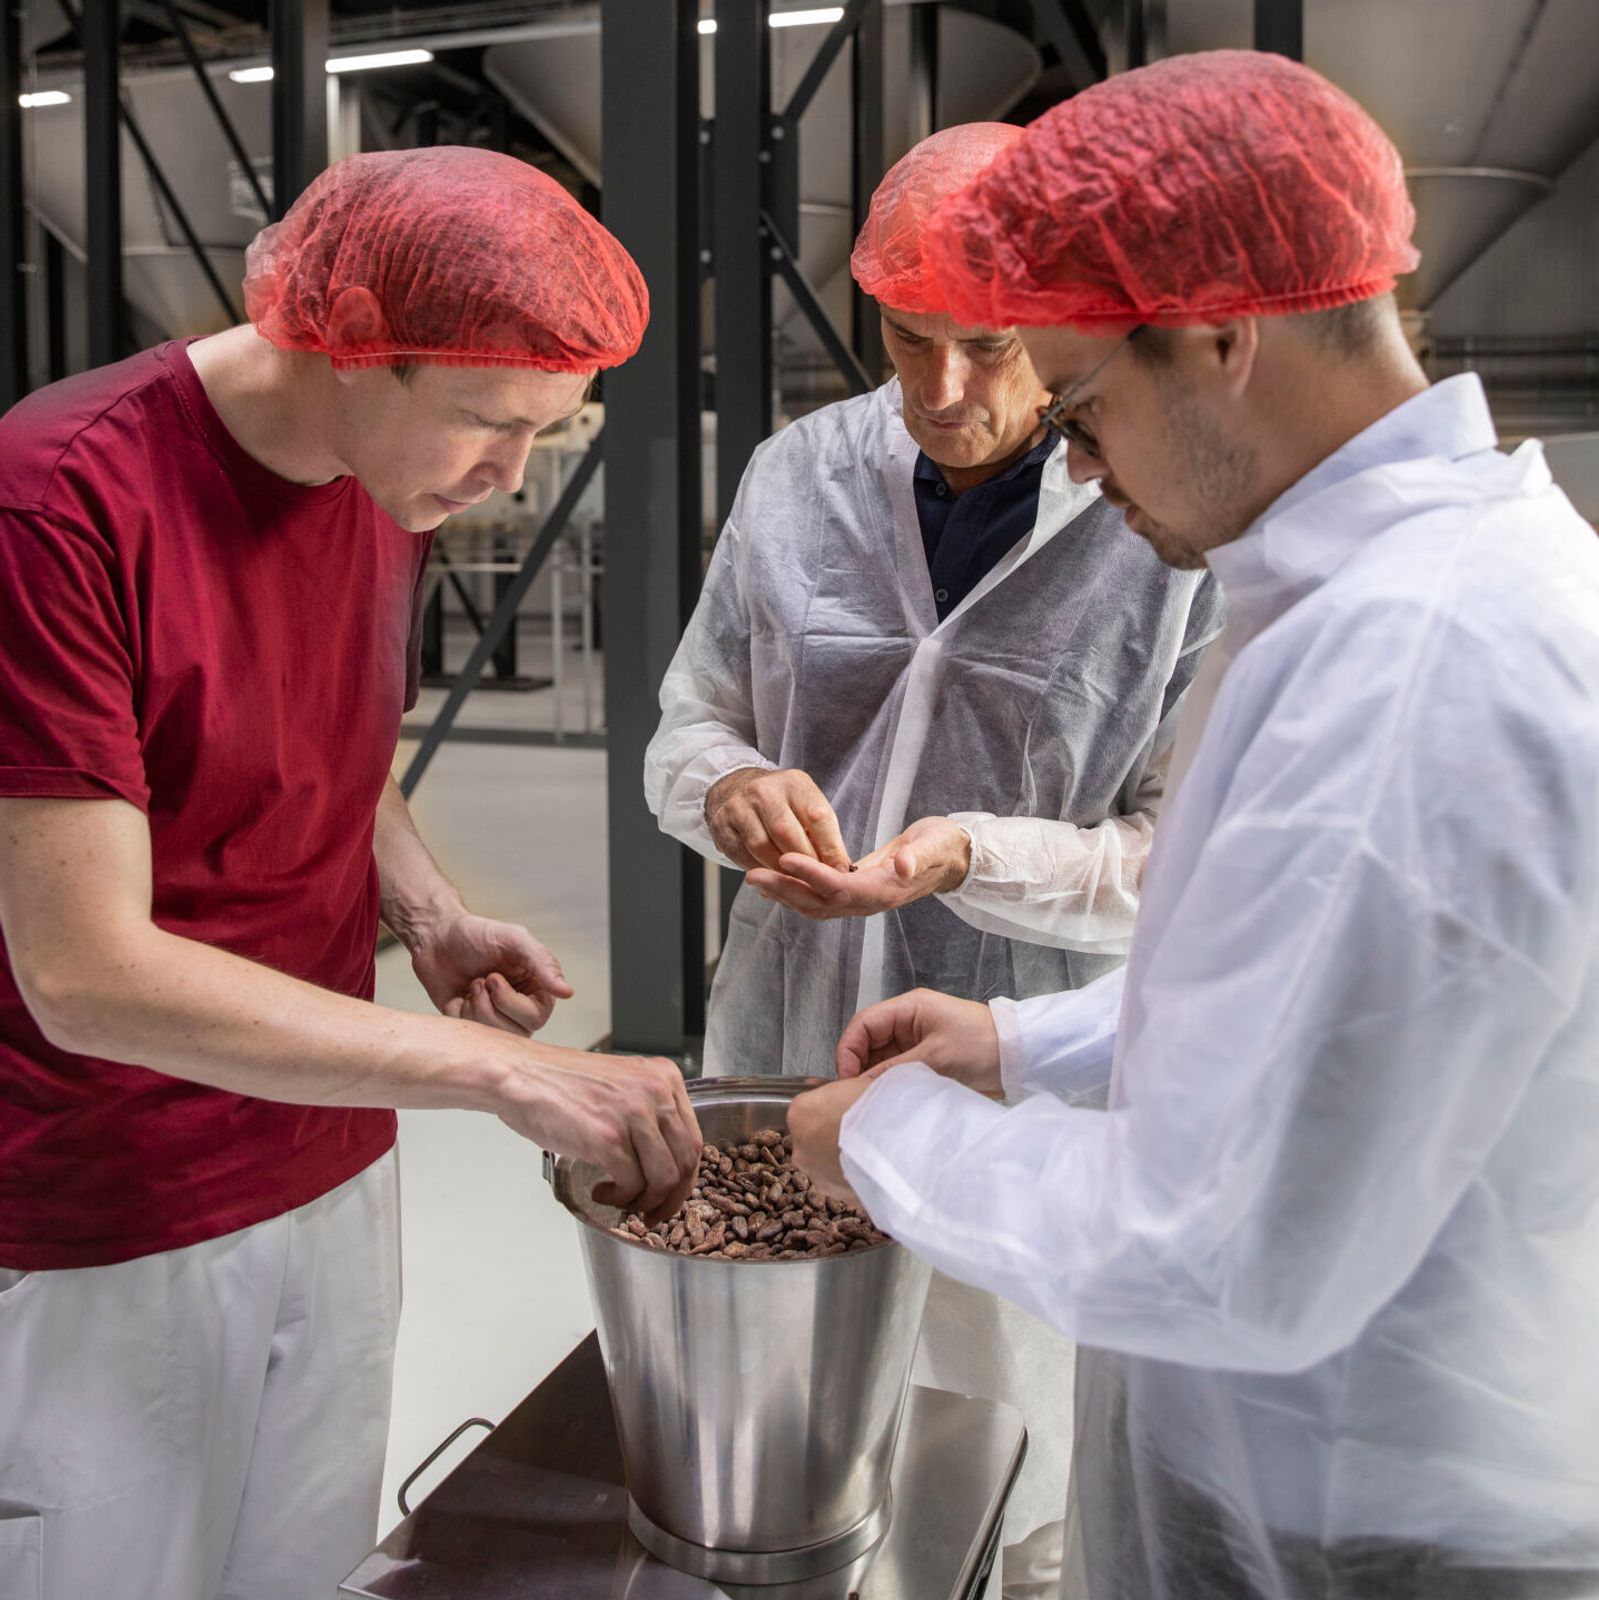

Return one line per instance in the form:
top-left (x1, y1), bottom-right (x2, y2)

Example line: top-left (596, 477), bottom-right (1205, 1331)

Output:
top-left (1037, 325), bottom-right (1145, 461)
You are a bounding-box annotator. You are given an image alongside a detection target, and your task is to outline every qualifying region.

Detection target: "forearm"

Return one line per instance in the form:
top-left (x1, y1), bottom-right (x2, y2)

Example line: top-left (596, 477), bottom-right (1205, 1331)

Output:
top-left (643, 521), bottom-right (774, 865)
top-left (993, 965), bottom-right (1125, 1103)
top-left (31, 914), bottom-right (546, 1114)
top-left (940, 810), bottom-right (1154, 952)
top-left (373, 775), bottom-right (465, 949)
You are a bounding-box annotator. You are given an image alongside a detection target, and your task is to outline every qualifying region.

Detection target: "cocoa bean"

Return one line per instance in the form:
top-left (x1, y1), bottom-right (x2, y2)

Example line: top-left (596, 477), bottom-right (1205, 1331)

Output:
top-left (612, 1131), bottom-right (888, 1260)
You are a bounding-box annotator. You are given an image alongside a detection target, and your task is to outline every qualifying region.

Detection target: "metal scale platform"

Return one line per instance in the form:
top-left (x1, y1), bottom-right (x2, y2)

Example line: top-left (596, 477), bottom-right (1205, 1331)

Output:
top-left (340, 1333), bottom-right (1026, 1600)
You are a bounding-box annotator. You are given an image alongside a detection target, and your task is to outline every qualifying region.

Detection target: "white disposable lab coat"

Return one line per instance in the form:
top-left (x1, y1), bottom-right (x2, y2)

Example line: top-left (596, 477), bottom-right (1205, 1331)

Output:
top-left (645, 378), bottom-right (1222, 1075)
top-left (840, 376), bottom-right (1599, 1598)
top-left (645, 379), bottom-right (1222, 1572)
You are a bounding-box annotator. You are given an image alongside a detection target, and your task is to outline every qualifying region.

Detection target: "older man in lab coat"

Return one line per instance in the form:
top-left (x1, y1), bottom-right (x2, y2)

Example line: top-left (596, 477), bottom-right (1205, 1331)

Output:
top-left (646, 124), bottom-right (1222, 1597)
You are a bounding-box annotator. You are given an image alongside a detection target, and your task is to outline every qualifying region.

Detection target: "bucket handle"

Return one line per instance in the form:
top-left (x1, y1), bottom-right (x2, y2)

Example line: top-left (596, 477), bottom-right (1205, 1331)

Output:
top-left (397, 1416), bottom-right (495, 1517)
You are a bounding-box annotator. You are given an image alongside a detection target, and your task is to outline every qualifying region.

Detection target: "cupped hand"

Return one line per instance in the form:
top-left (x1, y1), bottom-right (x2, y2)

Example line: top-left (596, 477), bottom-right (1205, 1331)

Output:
top-left (786, 1072), bottom-right (882, 1209)
top-left (413, 912), bottom-right (575, 1034)
top-left (747, 815), bottom-right (971, 921)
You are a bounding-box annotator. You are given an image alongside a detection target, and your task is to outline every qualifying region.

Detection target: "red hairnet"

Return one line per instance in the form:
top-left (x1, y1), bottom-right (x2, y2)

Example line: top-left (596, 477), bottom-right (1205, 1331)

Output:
top-left (243, 147), bottom-right (649, 372)
top-left (927, 50), bottom-right (1419, 331)
top-left (850, 123), bottom-right (1025, 316)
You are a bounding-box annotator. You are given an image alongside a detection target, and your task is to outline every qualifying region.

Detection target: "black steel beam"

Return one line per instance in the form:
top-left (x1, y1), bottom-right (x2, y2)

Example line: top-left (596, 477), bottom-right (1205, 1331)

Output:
top-left (162, 0), bottom-right (271, 220)
top-left (713, 0), bottom-right (772, 958)
top-left (765, 207), bottom-right (871, 396)
top-left (850, 0), bottom-right (885, 384)
top-left (714, 0), bottom-right (772, 526)
top-left (601, 0), bottom-right (705, 1054)
top-left (1, 0), bottom-right (25, 409)
top-left (1036, 0), bottom-right (1106, 89)
top-left (63, 0), bottom-right (239, 330)
top-left (1253, 0), bottom-right (1302, 61)
top-left (117, 95), bottom-right (240, 324)
top-left (782, 0), bottom-right (865, 125)
top-left (270, 0), bottom-right (327, 215)
top-left (400, 432), bottom-right (604, 798)
top-left (1124, 0), bottom-right (1147, 69)
top-left (83, 0), bottom-right (124, 366)
top-left (44, 231), bottom-right (66, 382)
top-left (908, 0), bottom-right (939, 146)
top-left (399, 723), bottom-right (607, 753)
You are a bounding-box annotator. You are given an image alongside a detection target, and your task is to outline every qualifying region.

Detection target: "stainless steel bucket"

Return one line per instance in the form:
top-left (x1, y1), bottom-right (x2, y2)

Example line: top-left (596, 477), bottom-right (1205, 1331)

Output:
top-left (547, 1076), bottom-right (933, 1585)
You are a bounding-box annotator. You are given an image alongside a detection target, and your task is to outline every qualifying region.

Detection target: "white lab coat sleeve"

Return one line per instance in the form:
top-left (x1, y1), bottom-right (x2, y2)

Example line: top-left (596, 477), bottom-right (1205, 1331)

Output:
top-left (840, 609), bottom-right (1590, 1375)
top-left (643, 514), bottom-right (777, 869)
top-left (991, 965), bottom-right (1125, 1106)
top-left (932, 562), bottom-right (1220, 957)
top-left (937, 755), bottom-right (1166, 954)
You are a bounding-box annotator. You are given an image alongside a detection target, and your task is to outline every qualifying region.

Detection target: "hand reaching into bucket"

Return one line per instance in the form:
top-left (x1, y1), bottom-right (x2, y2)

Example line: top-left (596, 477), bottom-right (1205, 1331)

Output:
top-left (786, 1071), bottom-right (886, 1209)
top-left (499, 1045), bottom-right (702, 1223)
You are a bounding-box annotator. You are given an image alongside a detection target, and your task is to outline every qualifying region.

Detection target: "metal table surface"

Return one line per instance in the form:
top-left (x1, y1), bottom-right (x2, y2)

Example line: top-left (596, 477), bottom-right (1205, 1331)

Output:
top-left (341, 1333), bottom-right (1026, 1600)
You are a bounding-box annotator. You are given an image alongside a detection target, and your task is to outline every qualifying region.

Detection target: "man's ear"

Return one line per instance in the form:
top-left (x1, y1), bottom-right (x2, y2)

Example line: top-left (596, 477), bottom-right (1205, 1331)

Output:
top-left (326, 286), bottom-right (389, 369)
top-left (1209, 317), bottom-right (1260, 398)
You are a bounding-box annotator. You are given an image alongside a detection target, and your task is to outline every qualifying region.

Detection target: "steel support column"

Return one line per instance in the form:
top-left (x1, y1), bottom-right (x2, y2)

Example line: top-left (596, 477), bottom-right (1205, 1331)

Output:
top-left (84, 0), bottom-right (123, 366)
top-left (271, 0), bottom-right (327, 216)
top-left (714, 0), bottom-right (771, 525)
top-left (1124, 0), bottom-right (1147, 69)
top-left (908, 0), bottom-right (939, 147)
top-left (1, 0), bottom-right (25, 409)
top-left (44, 230), bottom-right (65, 381)
top-left (1037, 0), bottom-right (1106, 91)
top-left (1253, 0), bottom-right (1302, 61)
top-left (850, 0), bottom-right (885, 383)
top-left (602, 0), bottom-right (705, 1054)
top-left (713, 0), bottom-right (772, 954)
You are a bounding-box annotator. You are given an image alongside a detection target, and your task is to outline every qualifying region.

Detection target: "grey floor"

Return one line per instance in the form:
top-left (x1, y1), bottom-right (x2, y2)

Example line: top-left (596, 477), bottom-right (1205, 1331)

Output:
top-left (374, 664), bottom-right (618, 1533)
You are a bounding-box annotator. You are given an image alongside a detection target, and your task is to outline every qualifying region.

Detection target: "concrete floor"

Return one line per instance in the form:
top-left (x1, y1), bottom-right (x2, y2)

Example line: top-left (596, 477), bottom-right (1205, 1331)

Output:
top-left (375, 673), bottom-right (615, 1534)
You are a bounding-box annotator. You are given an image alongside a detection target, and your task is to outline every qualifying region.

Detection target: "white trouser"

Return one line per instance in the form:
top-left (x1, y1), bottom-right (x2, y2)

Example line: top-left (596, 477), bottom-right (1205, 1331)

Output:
top-left (915, 1272), bottom-right (1075, 1600)
top-left (0, 1150), bottom-right (401, 1600)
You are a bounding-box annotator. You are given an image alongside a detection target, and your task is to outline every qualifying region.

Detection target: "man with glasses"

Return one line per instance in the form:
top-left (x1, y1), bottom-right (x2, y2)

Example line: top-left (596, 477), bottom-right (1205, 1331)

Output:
top-left (645, 124), bottom-right (1220, 1597)
top-left (790, 52), bottom-right (1599, 1600)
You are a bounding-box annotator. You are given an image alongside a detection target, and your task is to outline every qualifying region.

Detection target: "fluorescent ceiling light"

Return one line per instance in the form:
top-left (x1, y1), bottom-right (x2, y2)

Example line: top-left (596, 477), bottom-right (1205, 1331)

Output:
top-left (19, 90), bottom-right (71, 107)
top-left (769, 7), bottom-right (846, 24)
top-left (326, 49), bottom-right (434, 73)
top-left (698, 7), bottom-right (844, 32)
top-left (229, 48), bottom-right (433, 84)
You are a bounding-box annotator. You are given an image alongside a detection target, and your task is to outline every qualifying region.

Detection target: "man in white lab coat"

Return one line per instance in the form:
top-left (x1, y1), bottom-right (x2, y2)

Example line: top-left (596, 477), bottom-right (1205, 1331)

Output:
top-left (789, 50), bottom-right (1599, 1600)
top-left (646, 124), bottom-right (1222, 1595)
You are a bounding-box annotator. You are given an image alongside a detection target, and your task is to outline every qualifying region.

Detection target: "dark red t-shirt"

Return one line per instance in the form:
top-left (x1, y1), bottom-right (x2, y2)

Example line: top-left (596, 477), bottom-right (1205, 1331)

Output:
top-left (0, 342), bottom-right (432, 1268)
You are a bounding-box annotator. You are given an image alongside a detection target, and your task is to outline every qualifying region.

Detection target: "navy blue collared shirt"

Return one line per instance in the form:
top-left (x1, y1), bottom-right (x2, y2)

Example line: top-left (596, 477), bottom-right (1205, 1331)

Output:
top-left (913, 431), bottom-right (1058, 622)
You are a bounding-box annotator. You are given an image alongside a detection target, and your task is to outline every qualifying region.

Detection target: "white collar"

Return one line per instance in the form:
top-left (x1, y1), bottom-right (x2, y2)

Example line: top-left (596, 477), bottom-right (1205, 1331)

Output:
top-left (1207, 375), bottom-right (1511, 622)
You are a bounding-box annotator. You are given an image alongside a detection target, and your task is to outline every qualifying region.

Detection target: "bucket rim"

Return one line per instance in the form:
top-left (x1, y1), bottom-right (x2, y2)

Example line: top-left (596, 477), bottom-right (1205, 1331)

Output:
top-left (547, 1074), bottom-right (898, 1263)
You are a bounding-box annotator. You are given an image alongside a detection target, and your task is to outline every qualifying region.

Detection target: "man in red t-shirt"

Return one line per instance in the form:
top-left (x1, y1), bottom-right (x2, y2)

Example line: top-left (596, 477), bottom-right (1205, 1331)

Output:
top-left (0, 149), bottom-right (698, 1600)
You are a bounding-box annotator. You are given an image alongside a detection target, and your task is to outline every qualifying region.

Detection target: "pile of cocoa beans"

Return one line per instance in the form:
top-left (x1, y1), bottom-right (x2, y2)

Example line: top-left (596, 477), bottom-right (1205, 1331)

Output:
top-left (609, 1126), bottom-right (887, 1260)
